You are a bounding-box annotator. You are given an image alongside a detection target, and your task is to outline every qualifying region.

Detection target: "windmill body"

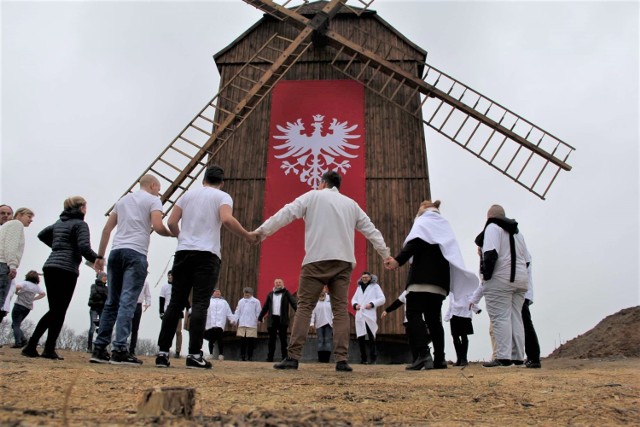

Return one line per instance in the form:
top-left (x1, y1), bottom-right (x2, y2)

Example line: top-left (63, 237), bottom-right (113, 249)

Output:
top-left (112, 0), bottom-right (574, 361)
top-left (212, 3), bottom-right (430, 345)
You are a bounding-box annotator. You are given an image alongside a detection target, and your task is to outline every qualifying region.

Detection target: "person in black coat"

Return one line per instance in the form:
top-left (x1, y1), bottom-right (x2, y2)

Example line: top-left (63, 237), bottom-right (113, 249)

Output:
top-left (87, 272), bottom-right (108, 352)
top-left (258, 278), bottom-right (297, 362)
top-left (22, 196), bottom-right (101, 360)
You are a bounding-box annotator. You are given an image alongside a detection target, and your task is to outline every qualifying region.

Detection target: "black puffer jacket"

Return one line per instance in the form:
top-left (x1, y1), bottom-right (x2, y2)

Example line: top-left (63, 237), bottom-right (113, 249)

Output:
top-left (38, 207), bottom-right (99, 275)
top-left (88, 279), bottom-right (108, 311)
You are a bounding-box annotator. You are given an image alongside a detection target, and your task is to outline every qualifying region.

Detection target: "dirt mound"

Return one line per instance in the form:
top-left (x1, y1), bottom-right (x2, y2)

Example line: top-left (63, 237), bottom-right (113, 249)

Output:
top-left (548, 306), bottom-right (640, 359)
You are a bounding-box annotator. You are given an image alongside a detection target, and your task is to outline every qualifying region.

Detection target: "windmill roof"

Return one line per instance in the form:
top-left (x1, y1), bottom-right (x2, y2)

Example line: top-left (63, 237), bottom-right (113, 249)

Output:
top-left (214, 1), bottom-right (427, 63)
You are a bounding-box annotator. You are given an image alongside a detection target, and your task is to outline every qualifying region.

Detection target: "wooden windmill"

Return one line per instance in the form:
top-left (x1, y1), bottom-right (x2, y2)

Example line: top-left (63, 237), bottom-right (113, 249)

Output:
top-left (110, 0), bottom-right (574, 357)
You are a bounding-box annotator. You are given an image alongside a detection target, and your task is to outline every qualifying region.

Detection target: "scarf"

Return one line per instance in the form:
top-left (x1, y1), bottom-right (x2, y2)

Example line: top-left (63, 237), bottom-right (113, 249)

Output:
top-left (405, 211), bottom-right (479, 299)
top-left (475, 217), bottom-right (519, 282)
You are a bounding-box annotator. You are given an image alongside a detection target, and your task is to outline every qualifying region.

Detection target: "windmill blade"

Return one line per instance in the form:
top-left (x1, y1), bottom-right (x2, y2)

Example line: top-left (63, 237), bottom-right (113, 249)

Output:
top-left (323, 26), bottom-right (575, 199)
top-left (106, 32), bottom-right (313, 216)
top-left (242, 0), bottom-right (575, 199)
top-left (242, 0), bottom-right (375, 21)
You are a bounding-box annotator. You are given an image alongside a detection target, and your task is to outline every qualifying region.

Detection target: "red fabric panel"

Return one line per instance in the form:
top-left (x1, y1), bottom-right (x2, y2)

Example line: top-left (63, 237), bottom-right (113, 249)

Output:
top-left (258, 80), bottom-right (367, 311)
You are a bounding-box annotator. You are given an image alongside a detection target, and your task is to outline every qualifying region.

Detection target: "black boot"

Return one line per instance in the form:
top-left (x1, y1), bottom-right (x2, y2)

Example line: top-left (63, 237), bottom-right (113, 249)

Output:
top-left (433, 352), bottom-right (448, 369)
top-left (406, 349), bottom-right (434, 370)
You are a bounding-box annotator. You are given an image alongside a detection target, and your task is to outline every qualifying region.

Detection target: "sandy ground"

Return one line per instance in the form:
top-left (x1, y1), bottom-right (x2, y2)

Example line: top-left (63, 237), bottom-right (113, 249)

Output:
top-left (1, 348), bottom-right (638, 426)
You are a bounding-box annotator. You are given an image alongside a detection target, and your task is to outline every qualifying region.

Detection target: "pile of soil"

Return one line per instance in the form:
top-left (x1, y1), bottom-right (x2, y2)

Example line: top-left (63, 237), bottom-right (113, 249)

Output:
top-left (548, 306), bottom-right (640, 359)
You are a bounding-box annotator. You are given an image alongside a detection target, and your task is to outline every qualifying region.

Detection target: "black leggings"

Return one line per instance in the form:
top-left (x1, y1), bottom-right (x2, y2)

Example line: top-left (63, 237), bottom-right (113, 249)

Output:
top-left (406, 292), bottom-right (445, 362)
top-left (29, 267), bottom-right (78, 352)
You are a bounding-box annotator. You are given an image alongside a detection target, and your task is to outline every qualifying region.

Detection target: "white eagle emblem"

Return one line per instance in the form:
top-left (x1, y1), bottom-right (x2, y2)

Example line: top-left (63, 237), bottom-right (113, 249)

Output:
top-left (273, 114), bottom-right (360, 189)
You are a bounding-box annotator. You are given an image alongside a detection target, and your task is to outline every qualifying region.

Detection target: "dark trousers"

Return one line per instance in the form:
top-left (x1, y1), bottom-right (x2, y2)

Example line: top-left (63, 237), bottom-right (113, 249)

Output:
top-left (406, 292), bottom-right (445, 362)
top-left (11, 304), bottom-right (31, 344)
top-left (267, 315), bottom-right (289, 361)
top-left (129, 303), bottom-right (142, 354)
top-left (205, 327), bottom-right (224, 355)
top-left (28, 267), bottom-right (78, 353)
top-left (240, 337), bottom-right (255, 360)
top-left (158, 250), bottom-right (220, 355)
top-left (88, 308), bottom-right (101, 351)
top-left (451, 335), bottom-right (469, 363)
top-left (357, 323), bottom-right (377, 363)
top-left (522, 299), bottom-right (540, 362)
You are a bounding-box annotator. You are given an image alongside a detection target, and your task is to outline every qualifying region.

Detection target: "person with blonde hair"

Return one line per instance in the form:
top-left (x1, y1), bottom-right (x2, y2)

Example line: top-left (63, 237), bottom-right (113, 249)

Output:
top-left (23, 197), bottom-right (99, 360)
top-left (0, 207), bottom-right (34, 323)
top-left (385, 200), bottom-right (479, 371)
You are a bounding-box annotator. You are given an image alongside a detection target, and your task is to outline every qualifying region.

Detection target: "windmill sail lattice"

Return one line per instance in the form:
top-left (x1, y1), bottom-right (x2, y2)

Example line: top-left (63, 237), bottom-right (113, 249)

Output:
top-left (326, 25), bottom-right (575, 199)
top-left (106, 32), bottom-right (313, 215)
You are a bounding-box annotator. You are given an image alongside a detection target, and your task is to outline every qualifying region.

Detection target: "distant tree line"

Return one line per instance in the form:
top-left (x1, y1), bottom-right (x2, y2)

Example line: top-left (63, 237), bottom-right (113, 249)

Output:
top-left (0, 321), bottom-right (157, 356)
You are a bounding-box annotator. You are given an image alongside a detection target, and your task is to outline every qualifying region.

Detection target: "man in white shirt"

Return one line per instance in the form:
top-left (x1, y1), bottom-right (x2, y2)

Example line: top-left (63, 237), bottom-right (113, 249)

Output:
top-left (156, 165), bottom-right (254, 370)
top-left (252, 171), bottom-right (391, 372)
top-left (476, 204), bottom-right (531, 368)
top-left (90, 175), bottom-right (172, 366)
top-left (258, 278), bottom-right (297, 362)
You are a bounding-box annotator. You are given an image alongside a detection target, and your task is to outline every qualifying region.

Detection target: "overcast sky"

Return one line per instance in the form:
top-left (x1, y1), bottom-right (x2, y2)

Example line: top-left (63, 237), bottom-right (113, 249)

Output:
top-left (1, 0), bottom-right (638, 361)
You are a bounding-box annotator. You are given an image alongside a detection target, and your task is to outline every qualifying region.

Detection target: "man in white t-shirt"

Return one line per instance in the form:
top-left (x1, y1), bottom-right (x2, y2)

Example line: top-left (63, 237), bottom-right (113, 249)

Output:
top-left (476, 204), bottom-right (531, 368)
top-left (155, 165), bottom-right (254, 370)
top-left (90, 175), bottom-right (172, 366)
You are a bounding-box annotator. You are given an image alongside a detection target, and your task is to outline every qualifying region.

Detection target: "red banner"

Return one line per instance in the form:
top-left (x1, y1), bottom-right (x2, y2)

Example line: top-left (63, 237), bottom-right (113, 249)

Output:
top-left (258, 80), bottom-right (367, 310)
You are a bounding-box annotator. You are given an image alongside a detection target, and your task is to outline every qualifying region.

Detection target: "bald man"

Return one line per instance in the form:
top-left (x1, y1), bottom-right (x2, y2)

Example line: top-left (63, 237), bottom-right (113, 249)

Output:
top-left (90, 175), bottom-right (172, 366)
top-left (0, 205), bottom-right (13, 226)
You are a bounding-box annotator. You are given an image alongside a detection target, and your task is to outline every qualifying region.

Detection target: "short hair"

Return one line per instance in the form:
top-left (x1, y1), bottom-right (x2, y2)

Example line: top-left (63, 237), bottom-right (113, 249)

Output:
top-left (25, 270), bottom-right (40, 284)
top-left (321, 171), bottom-right (341, 189)
top-left (487, 204), bottom-right (506, 218)
top-left (167, 270), bottom-right (173, 275)
top-left (243, 287), bottom-right (254, 294)
top-left (204, 165), bottom-right (224, 185)
top-left (63, 196), bottom-right (86, 211)
top-left (13, 207), bottom-right (34, 218)
top-left (0, 204), bottom-right (12, 212)
top-left (139, 174), bottom-right (159, 189)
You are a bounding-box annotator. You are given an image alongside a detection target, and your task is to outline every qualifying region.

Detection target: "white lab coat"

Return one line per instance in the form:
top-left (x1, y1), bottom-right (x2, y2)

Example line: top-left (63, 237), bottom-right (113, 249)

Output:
top-left (351, 282), bottom-right (385, 338)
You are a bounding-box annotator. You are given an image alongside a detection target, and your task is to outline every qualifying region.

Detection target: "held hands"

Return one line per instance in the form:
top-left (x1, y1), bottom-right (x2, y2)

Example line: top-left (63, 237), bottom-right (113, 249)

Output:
top-left (384, 257), bottom-right (399, 270)
top-left (94, 259), bottom-right (105, 273)
top-left (246, 231), bottom-right (262, 245)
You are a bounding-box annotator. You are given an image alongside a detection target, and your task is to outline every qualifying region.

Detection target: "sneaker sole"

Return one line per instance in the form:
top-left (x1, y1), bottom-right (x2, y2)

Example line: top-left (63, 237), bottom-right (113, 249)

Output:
top-left (89, 358), bottom-right (110, 364)
top-left (186, 365), bottom-right (212, 369)
top-left (155, 364), bottom-right (170, 368)
top-left (108, 361), bottom-right (142, 366)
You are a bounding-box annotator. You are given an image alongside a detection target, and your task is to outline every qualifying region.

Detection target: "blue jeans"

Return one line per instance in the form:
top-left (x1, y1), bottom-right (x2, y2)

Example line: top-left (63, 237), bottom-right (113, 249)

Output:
top-left (12, 303), bottom-right (30, 344)
top-left (94, 248), bottom-right (148, 352)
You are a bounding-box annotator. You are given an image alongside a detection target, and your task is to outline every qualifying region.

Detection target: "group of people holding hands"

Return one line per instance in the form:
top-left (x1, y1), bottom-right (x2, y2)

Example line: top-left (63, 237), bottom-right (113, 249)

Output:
top-left (0, 164), bottom-right (540, 372)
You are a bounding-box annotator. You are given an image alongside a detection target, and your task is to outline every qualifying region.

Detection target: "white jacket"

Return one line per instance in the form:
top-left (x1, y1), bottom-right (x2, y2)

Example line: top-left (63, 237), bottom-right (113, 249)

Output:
top-left (311, 294), bottom-right (333, 328)
top-left (234, 296), bottom-right (261, 328)
top-left (137, 281), bottom-right (152, 305)
top-left (351, 282), bottom-right (385, 337)
top-left (206, 297), bottom-right (235, 330)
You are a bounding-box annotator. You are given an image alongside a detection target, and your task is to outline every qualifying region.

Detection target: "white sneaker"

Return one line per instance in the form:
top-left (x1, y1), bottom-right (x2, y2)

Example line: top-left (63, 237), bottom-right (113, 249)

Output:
top-left (218, 355), bottom-right (224, 361)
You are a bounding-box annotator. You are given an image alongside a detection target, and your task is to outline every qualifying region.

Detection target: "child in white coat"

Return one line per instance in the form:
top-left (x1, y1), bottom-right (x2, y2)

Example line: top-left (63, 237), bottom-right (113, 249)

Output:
top-left (444, 292), bottom-right (480, 366)
top-left (234, 287), bottom-right (261, 361)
